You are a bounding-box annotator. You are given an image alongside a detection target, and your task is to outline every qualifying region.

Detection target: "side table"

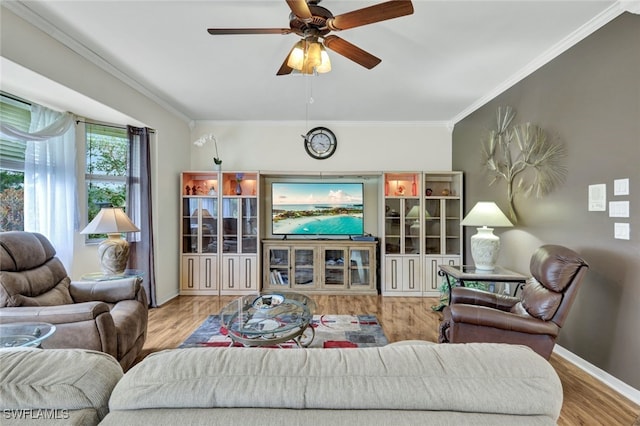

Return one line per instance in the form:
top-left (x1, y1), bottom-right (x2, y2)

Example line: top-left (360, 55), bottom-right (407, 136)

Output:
top-left (81, 269), bottom-right (144, 282)
top-left (436, 265), bottom-right (527, 310)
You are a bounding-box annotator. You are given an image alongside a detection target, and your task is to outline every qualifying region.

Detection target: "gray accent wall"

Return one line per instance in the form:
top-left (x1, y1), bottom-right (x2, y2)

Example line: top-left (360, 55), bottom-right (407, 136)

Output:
top-left (452, 13), bottom-right (639, 389)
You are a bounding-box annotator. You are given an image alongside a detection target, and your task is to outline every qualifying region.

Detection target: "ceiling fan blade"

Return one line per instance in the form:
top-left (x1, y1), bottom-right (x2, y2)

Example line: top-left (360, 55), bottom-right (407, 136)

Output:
top-left (327, 0), bottom-right (414, 31)
top-left (323, 35), bottom-right (381, 69)
top-left (286, 0), bottom-right (313, 21)
top-left (276, 46), bottom-right (295, 75)
top-left (207, 28), bottom-right (292, 35)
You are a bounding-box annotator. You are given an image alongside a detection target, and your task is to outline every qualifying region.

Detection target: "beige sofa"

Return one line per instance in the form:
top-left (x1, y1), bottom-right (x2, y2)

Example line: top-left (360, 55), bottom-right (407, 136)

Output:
top-left (1, 342), bottom-right (563, 425)
top-left (0, 348), bottom-right (123, 425)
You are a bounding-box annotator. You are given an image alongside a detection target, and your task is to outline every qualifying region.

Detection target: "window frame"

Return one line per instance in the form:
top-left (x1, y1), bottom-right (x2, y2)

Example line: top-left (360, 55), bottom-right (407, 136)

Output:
top-left (84, 121), bottom-right (130, 243)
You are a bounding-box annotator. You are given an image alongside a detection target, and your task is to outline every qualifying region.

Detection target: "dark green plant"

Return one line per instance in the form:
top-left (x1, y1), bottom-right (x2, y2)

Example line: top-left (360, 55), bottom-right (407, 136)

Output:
top-left (0, 187), bottom-right (24, 231)
top-left (0, 170), bottom-right (24, 231)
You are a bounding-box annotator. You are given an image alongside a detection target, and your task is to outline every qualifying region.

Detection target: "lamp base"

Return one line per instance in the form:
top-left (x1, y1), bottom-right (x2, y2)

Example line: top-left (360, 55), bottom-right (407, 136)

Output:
top-left (470, 227), bottom-right (500, 271)
top-left (98, 234), bottom-right (130, 275)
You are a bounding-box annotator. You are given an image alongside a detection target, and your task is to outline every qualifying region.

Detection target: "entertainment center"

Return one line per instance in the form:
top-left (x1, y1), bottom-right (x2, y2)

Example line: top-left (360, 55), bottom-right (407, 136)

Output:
top-left (179, 170), bottom-right (462, 297)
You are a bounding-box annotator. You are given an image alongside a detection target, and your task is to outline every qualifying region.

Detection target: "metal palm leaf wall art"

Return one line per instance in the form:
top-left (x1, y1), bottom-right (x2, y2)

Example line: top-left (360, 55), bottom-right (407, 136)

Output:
top-left (482, 106), bottom-right (567, 223)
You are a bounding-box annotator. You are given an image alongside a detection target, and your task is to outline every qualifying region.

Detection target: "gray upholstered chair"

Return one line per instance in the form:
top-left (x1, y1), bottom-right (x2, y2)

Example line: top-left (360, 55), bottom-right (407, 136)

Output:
top-left (439, 244), bottom-right (588, 359)
top-left (0, 231), bottom-right (148, 371)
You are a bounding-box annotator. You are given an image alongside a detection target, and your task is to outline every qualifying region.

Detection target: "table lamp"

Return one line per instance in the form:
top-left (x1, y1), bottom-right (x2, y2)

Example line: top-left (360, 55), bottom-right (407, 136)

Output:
top-left (81, 207), bottom-right (140, 275)
top-left (406, 205), bottom-right (422, 235)
top-left (460, 202), bottom-right (513, 271)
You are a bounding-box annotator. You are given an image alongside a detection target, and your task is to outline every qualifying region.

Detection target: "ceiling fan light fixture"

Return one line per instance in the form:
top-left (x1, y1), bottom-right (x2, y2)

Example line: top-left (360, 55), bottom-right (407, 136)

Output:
top-left (287, 39), bottom-right (307, 70)
top-left (287, 38), bottom-right (331, 75)
top-left (306, 41), bottom-right (322, 68)
top-left (315, 45), bottom-right (331, 73)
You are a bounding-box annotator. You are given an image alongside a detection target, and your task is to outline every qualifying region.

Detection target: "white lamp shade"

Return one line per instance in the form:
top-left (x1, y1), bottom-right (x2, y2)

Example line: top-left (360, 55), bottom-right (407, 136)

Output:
top-left (406, 205), bottom-right (421, 220)
top-left (461, 202), bottom-right (512, 271)
top-left (81, 207), bottom-right (139, 235)
top-left (460, 202), bottom-right (513, 227)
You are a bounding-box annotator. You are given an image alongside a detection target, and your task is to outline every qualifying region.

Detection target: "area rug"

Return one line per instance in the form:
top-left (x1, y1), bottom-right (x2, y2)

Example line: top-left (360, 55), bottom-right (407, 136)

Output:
top-left (179, 314), bottom-right (388, 349)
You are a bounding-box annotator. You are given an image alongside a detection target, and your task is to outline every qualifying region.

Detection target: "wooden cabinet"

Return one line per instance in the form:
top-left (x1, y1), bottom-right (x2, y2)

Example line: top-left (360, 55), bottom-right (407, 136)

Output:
top-left (219, 172), bottom-right (259, 294)
top-left (180, 173), bottom-right (219, 294)
top-left (382, 171), bottom-right (463, 296)
top-left (423, 172), bottom-right (463, 296)
top-left (382, 172), bottom-right (422, 295)
top-left (180, 171), bottom-right (259, 295)
top-left (384, 255), bottom-right (421, 294)
top-left (262, 240), bottom-right (377, 295)
top-left (221, 254), bottom-right (258, 293)
top-left (179, 170), bottom-right (459, 297)
top-left (181, 255), bottom-right (217, 293)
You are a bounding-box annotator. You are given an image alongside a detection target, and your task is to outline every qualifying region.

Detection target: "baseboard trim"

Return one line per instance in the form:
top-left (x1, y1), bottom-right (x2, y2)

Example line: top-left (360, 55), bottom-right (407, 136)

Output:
top-left (553, 344), bottom-right (640, 405)
top-left (156, 292), bottom-right (179, 307)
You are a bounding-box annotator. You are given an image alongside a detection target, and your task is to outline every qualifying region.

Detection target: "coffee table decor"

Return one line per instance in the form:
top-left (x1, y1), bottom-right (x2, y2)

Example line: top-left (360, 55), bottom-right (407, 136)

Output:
top-left (179, 313), bottom-right (388, 349)
top-left (218, 292), bottom-right (316, 348)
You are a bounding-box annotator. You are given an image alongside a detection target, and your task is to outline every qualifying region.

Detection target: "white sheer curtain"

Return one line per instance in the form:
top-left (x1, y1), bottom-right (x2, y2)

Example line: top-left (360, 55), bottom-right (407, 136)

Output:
top-left (20, 105), bottom-right (77, 270)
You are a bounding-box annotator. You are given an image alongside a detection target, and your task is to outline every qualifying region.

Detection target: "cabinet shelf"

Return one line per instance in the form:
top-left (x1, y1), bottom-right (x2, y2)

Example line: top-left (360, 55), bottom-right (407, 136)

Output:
top-left (263, 240), bottom-right (377, 295)
top-left (180, 171), bottom-right (260, 296)
top-left (383, 171), bottom-right (463, 297)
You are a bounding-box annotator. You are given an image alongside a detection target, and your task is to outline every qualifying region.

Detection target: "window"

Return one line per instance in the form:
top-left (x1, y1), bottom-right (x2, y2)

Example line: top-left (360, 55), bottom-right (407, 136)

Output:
top-left (0, 94), bottom-right (30, 231)
top-left (85, 122), bottom-right (129, 240)
top-left (1, 94), bottom-right (132, 236)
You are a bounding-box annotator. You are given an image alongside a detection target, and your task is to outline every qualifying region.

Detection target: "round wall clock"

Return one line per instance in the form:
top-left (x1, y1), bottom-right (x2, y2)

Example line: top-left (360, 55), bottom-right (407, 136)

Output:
top-left (304, 127), bottom-right (337, 160)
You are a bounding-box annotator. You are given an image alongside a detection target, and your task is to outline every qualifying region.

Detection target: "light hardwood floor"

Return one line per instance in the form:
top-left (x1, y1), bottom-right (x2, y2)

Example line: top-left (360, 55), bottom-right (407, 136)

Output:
top-left (140, 294), bottom-right (640, 425)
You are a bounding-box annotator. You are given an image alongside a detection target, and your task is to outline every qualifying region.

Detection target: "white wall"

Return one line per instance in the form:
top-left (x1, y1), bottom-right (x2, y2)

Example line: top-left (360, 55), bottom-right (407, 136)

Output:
top-left (1, 7), bottom-right (191, 305)
top-left (190, 122), bottom-right (453, 172)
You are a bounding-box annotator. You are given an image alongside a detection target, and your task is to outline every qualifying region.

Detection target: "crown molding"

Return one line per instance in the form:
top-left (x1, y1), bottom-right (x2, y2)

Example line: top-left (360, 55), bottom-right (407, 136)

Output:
top-left (451, 2), bottom-right (626, 124)
top-left (3, 1), bottom-right (192, 124)
top-left (191, 119), bottom-right (454, 128)
top-left (621, 0), bottom-right (640, 14)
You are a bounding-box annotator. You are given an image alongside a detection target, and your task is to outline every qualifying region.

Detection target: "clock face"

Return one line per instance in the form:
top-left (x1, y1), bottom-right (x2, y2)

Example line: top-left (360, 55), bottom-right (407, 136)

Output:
top-left (304, 127), bottom-right (337, 159)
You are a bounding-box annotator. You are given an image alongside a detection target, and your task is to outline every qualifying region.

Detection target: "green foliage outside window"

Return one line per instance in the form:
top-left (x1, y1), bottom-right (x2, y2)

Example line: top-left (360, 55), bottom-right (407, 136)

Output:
top-left (0, 171), bottom-right (24, 231)
top-left (85, 124), bottom-right (128, 228)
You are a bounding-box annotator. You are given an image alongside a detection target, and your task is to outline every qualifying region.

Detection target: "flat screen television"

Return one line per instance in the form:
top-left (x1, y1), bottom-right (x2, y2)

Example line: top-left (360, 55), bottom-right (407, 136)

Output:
top-left (272, 182), bottom-right (364, 236)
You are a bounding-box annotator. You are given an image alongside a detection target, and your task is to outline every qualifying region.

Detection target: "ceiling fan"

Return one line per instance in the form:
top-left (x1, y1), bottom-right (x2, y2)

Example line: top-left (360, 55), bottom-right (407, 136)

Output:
top-left (207, 0), bottom-right (414, 75)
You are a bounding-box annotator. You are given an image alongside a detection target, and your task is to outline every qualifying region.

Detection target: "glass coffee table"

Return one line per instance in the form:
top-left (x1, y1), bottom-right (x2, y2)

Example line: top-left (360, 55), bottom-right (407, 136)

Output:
top-left (0, 322), bottom-right (56, 348)
top-left (219, 292), bottom-right (316, 348)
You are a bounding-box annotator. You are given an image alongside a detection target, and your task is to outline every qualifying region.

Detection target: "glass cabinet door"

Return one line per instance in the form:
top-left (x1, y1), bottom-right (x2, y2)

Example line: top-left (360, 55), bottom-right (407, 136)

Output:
top-left (241, 198), bottom-right (258, 254)
top-left (445, 198), bottom-right (461, 255)
top-left (424, 198), bottom-right (441, 254)
top-left (201, 197), bottom-right (217, 254)
top-left (221, 198), bottom-right (238, 254)
top-left (384, 198), bottom-right (401, 254)
top-left (182, 197), bottom-right (217, 254)
top-left (349, 248), bottom-right (371, 288)
top-left (292, 248), bottom-right (315, 288)
top-left (182, 198), bottom-right (199, 254)
top-left (323, 248), bottom-right (346, 288)
top-left (267, 247), bottom-right (290, 287)
top-left (404, 198), bottom-right (421, 255)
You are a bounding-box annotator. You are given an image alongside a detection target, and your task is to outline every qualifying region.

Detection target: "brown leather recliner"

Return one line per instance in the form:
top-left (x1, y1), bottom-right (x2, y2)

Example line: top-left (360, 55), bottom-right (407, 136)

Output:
top-left (439, 244), bottom-right (588, 359)
top-left (0, 231), bottom-right (148, 371)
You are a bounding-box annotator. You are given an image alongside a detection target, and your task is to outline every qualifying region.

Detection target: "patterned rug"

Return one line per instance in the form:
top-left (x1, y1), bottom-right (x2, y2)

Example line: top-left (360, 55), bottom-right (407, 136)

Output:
top-left (179, 314), bottom-right (388, 349)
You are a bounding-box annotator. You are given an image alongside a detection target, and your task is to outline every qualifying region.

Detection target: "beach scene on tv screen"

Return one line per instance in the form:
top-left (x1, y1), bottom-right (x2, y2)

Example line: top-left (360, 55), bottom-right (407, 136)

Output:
top-left (272, 183), bottom-right (364, 235)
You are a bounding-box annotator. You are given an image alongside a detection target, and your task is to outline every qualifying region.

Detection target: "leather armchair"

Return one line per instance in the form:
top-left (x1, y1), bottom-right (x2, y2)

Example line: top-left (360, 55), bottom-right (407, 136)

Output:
top-left (439, 244), bottom-right (588, 359)
top-left (0, 231), bottom-right (148, 371)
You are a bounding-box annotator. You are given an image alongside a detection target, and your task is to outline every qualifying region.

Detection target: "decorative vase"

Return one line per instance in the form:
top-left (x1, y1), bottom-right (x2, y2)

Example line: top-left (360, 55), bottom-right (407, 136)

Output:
top-left (235, 180), bottom-right (242, 195)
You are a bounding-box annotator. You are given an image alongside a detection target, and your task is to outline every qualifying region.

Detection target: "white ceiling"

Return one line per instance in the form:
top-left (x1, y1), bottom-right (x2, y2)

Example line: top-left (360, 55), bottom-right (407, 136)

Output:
top-left (3, 0), bottom-right (628, 124)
